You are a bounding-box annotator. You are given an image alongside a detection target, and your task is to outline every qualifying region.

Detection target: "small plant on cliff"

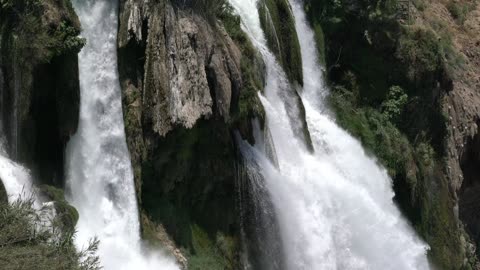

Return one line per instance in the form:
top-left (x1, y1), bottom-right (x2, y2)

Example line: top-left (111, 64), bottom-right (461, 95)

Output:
top-left (447, 0), bottom-right (475, 25)
top-left (0, 199), bottom-right (100, 270)
top-left (3, 0), bottom-right (85, 64)
top-left (381, 85), bottom-right (408, 122)
top-left (53, 21), bottom-right (86, 55)
top-left (396, 28), bottom-right (442, 85)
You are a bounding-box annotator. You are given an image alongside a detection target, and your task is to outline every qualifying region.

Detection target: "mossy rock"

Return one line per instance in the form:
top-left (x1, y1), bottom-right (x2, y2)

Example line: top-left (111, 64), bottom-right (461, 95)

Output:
top-left (187, 225), bottom-right (239, 270)
top-left (0, 179), bottom-right (7, 204)
top-left (0, 198), bottom-right (91, 269)
top-left (141, 120), bottom-right (238, 247)
top-left (219, 6), bottom-right (266, 142)
top-left (40, 185), bottom-right (79, 232)
top-left (258, 0), bottom-right (303, 85)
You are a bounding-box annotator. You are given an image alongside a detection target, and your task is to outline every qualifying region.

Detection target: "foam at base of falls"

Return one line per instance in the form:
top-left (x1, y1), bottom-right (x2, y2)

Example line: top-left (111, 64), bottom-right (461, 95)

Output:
top-left (66, 1), bottom-right (178, 269)
top-left (229, 0), bottom-right (431, 269)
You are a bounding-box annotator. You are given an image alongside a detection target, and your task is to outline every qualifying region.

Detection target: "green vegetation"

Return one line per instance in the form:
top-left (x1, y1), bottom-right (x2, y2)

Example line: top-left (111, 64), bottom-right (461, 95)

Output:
top-left (186, 225), bottom-right (238, 270)
top-left (329, 86), bottom-right (415, 179)
top-left (0, 199), bottom-right (99, 270)
top-left (40, 185), bottom-right (79, 233)
top-left (396, 28), bottom-right (442, 85)
top-left (219, 3), bottom-right (266, 140)
top-left (381, 85), bottom-right (408, 122)
top-left (447, 0), bottom-right (477, 25)
top-left (329, 85), bottom-right (471, 269)
top-left (1, 0), bottom-right (85, 64)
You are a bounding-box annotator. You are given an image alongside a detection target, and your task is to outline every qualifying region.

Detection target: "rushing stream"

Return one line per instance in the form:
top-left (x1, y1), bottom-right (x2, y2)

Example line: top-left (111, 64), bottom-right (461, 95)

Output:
top-left (65, 1), bottom-right (178, 269)
top-left (229, 0), bottom-right (431, 269)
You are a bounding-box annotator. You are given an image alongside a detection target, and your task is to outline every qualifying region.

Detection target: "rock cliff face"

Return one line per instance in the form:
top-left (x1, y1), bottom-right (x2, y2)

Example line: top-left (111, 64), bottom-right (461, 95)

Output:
top-left (442, 3), bottom-right (480, 263)
top-left (117, 1), bottom-right (264, 267)
top-left (0, 0), bottom-right (83, 186)
top-left (119, 1), bottom-right (243, 137)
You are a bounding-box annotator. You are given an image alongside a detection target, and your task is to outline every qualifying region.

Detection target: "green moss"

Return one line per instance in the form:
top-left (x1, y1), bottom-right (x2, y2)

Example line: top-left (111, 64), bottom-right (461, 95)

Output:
top-left (186, 225), bottom-right (238, 270)
top-left (1, 0), bottom-right (85, 65)
top-left (40, 185), bottom-right (79, 232)
top-left (141, 120), bottom-right (238, 249)
top-left (236, 54), bottom-right (265, 123)
top-left (219, 4), bottom-right (266, 140)
top-left (329, 87), bottom-right (413, 177)
top-left (396, 27), bottom-right (442, 85)
top-left (258, 0), bottom-right (303, 85)
top-left (312, 22), bottom-right (326, 65)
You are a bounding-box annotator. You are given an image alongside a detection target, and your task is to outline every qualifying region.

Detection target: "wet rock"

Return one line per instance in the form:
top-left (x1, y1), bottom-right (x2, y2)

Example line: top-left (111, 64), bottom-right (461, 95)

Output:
top-left (0, 179), bottom-right (7, 204)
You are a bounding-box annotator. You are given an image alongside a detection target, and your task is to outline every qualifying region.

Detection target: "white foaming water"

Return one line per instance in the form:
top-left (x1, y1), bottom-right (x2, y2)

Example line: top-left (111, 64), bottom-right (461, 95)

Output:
top-left (66, 1), bottom-right (178, 269)
top-left (229, 0), bottom-right (431, 269)
top-left (0, 142), bottom-right (35, 203)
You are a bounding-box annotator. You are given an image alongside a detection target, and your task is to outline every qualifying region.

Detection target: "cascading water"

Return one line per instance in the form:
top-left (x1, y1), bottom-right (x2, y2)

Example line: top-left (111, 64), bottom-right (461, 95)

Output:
top-left (65, 1), bottom-right (178, 269)
top-left (229, 0), bottom-right (431, 269)
top-left (0, 141), bottom-right (35, 203)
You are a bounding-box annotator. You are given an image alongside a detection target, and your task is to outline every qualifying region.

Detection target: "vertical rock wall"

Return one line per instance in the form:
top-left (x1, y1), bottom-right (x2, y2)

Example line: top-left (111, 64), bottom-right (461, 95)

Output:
top-left (0, 0), bottom-right (82, 187)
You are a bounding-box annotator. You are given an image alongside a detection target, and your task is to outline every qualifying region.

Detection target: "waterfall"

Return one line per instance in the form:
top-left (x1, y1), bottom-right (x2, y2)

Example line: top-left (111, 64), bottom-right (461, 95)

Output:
top-left (228, 0), bottom-right (431, 269)
top-left (236, 132), bottom-right (286, 270)
top-left (65, 1), bottom-right (178, 269)
top-left (0, 141), bottom-right (35, 203)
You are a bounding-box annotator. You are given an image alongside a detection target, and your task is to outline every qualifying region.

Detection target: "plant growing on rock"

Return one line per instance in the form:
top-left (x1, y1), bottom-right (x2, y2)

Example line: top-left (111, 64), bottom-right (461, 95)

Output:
top-left (0, 199), bottom-right (100, 270)
top-left (381, 85), bottom-right (408, 122)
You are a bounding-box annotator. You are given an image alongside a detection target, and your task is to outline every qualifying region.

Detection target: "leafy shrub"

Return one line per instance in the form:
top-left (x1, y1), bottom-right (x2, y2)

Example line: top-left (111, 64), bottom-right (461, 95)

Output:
top-left (0, 199), bottom-right (100, 270)
top-left (217, 2), bottom-right (266, 127)
top-left (396, 27), bottom-right (442, 85)
top-left (381, 85), bottom-right (408, 122)
top-left (329, 86), bottom-right (413, 177)
top-left (2, 0), bottom-right (85, 64)
top-left (54, 21), bottom-right (86, 55)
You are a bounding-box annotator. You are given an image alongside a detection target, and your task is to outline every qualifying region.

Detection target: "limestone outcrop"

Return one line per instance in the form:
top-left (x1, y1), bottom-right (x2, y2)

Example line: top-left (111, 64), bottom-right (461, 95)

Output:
top-left (117, 1), bottom-right (265, 268)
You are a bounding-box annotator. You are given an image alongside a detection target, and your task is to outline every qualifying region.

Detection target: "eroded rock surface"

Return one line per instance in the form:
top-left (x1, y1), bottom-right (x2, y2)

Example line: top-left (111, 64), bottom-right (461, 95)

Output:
top-left (118, 1), bottom-right (263, 268)
top-left (119, 1), bottom-right (242, 137)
